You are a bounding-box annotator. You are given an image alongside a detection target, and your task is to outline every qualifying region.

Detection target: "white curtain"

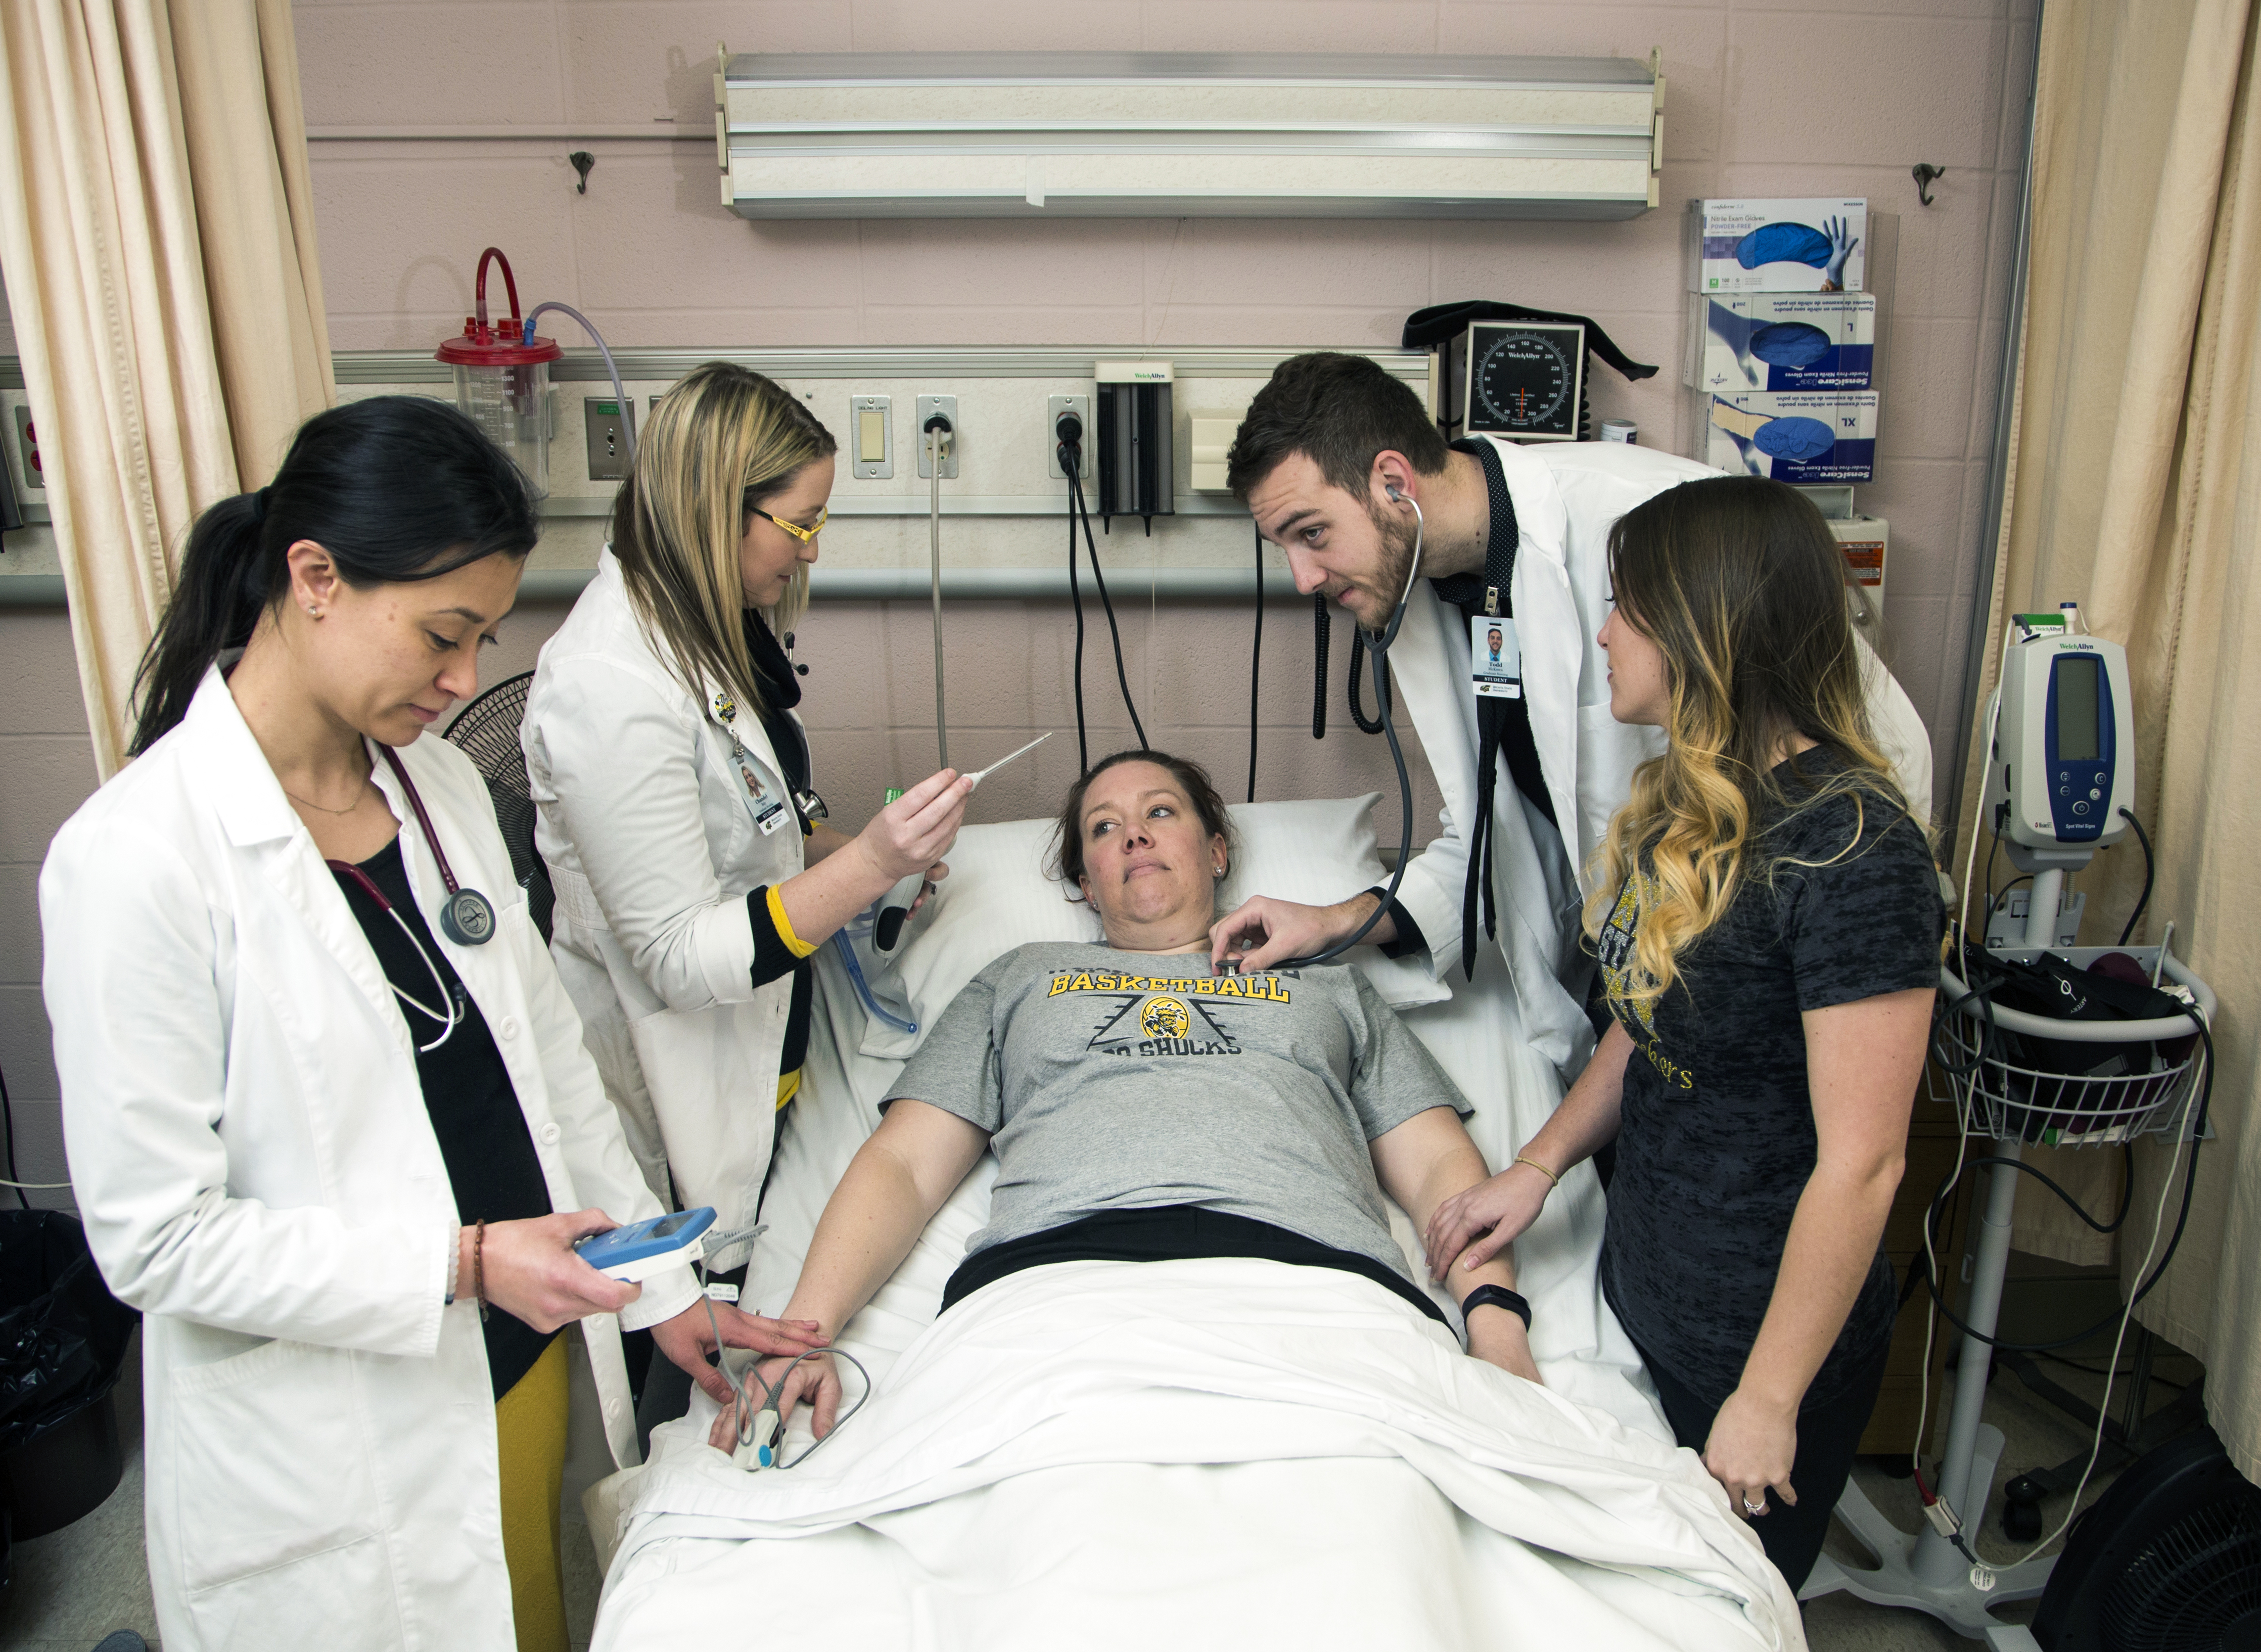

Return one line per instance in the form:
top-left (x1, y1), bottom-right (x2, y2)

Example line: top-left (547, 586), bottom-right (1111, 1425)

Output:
top-left (0, 0), bottom-right (332, 776)
top-left (1957, 0), bottom-right (2261, 1475)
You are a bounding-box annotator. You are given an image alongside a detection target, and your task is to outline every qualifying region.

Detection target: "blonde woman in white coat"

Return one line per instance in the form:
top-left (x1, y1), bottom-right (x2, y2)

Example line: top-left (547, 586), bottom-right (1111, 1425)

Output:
top-left (40, 398), bottom-right (822, 1652)
top-left (524, 363), bottom-right (971, 1328)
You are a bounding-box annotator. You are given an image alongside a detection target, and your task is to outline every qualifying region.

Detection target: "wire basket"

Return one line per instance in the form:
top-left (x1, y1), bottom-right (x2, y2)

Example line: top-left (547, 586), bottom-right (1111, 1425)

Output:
top-left (1928, 945), bottom-right (2215, 1146)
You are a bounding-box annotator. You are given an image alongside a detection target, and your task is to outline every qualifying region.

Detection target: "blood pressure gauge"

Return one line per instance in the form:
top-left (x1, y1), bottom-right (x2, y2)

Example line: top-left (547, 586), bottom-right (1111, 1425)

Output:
top-left (1441, 322), bottom-right (1587, 443)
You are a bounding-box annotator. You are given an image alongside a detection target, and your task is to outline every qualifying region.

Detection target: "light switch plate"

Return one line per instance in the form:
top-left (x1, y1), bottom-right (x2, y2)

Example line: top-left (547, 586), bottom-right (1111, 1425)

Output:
top-left (851, 394), bottom-right (892, 479)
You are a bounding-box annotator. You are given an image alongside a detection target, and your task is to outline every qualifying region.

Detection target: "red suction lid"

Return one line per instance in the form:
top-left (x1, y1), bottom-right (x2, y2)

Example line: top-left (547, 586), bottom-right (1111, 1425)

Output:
top-left (433, 246), bottom-right (563, 366)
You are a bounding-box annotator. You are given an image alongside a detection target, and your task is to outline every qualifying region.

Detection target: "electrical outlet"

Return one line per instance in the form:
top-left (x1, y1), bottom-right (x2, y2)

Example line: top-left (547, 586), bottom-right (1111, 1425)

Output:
top-left (584, 397), bottom-right (635, 481)
top-left (915, 395), bottom-right (959, 479)
top-left (14, 405), bottom-right (42, 492)
top-left (1046, 394), bottom-right (1090, 479)
top-left (851, 395), bottom-right (893, 479)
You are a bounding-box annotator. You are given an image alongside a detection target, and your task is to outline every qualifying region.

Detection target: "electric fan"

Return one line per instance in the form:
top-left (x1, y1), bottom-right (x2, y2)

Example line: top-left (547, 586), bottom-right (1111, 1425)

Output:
top-left (2030, 1426), bottom-right (2261, 1651)
top-left (441, 671), bottom-right (555, 942)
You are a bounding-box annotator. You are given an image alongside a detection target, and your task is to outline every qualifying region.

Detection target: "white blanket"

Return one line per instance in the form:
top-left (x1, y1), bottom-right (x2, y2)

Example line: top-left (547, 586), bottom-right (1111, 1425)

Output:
top-left (596, 1261), bottom-right (1799, 1652)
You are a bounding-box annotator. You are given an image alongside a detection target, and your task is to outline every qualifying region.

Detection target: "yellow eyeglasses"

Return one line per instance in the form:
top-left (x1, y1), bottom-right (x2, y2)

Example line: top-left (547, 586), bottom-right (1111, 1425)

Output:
top-left (760, 507), bottom-right (827, 544)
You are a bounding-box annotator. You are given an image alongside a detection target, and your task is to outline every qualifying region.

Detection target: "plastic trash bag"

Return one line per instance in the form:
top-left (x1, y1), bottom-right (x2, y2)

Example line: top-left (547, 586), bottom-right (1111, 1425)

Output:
top-left (0, 1211), bottom-right (136, 1454)
top-left (1736, 221), bottom-right (1834, 271)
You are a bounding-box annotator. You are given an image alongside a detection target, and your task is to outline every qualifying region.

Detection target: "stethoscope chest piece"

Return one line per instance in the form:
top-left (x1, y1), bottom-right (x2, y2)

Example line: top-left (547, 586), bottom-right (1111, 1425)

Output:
top-left (440, 887), bottom-right (498, 946)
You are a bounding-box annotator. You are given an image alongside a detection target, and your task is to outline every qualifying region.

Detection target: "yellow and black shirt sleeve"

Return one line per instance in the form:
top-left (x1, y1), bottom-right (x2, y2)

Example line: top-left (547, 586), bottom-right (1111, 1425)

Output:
top-left (747, 886), bottom-right (817, 1109)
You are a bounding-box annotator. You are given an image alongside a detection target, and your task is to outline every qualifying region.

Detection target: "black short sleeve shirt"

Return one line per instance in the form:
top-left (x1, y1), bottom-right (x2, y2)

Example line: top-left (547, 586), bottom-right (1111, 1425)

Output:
top-left (1595, 751), bottom-right (1943, 1408)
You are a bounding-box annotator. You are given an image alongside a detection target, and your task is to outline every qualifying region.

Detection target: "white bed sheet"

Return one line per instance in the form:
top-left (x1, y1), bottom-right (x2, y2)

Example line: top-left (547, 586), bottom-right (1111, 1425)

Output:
top-left (591, 942), bottom-right (1803, 1651)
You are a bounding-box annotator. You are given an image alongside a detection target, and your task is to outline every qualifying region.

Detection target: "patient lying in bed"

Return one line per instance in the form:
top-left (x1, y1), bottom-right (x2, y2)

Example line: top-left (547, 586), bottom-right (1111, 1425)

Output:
top-left (714, 749), bottom-right (1538, 1448)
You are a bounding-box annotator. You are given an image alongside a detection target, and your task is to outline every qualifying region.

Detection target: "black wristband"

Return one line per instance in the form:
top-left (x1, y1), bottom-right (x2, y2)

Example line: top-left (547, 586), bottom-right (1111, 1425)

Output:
top-left (1460, 1283), bottom-right (1532, 1333)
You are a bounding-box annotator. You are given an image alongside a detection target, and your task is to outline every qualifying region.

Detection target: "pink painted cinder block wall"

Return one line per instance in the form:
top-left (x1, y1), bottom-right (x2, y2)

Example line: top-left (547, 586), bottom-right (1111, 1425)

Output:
top-left (0, 2), bottom-right (2038, 1198)
top-left (297, 0), bottom-right (2037, 806)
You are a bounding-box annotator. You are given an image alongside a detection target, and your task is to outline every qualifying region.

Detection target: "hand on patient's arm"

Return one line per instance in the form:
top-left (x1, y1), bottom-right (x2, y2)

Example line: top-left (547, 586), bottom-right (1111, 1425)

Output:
top-left (1370, 1109), bottom-right (1542, 1385)
top-left (706, 1099), bottom-right (988, 1454)
top-left (1210, 891), bottom-right (1392, 974)
top-left (655, 1300), bottom-right (826, 1408)
top-left (1421, 1020), bottom-right (1634, 1279)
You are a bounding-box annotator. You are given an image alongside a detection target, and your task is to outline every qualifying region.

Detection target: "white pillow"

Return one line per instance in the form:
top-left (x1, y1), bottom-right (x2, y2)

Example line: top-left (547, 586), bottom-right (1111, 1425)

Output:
top-left (859, 793), bottom-right (1445, 1059)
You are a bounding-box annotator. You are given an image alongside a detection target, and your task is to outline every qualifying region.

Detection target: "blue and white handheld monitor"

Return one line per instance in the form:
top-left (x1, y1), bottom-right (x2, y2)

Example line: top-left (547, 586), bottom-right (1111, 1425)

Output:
top-left (1987, 627), bottom-right (2134, 852)
top-left (573, 1207), bottom-right (715, 1282)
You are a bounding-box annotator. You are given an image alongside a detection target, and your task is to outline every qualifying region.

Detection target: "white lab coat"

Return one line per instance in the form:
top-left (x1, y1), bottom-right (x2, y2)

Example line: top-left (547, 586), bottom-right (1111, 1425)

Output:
top-left (39, 668), bottom-right (696, 1652)
top-left (523, 551), bottom-right (806, 1271)
top-left (1386, 438), bottom-right (1935, 1076)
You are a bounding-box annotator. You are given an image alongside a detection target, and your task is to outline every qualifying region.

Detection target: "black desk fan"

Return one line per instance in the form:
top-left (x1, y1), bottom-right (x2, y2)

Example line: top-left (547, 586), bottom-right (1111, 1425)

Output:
top-left (441, 670), bottom-right (555, 942)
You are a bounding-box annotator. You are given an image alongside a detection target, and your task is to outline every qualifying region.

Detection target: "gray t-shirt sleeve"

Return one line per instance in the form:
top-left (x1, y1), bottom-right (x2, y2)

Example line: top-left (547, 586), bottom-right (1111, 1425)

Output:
top-left (1345, 971), bottom-right (1472, 1139)
top-left (882, 960), bottom-right (1004, 1131)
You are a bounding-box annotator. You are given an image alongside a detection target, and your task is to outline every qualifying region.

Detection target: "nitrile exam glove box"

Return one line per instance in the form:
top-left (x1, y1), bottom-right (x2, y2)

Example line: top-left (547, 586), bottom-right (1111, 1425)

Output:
top-left (1687, 198), bottom-right (1867, 293)
top-left (1686, 293), bottom-right (1876, 393)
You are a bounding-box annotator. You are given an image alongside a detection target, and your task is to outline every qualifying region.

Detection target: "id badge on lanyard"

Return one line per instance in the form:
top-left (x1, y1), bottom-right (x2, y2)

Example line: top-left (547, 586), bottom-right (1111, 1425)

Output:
top-left (1470, 615), bottom-right (1522, 700)
top-left (712, 691), bottom-right (793, 837)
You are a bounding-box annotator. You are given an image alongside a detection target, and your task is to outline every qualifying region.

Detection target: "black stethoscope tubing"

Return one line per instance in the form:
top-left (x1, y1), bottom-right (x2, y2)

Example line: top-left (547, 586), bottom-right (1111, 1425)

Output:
top-left (1272, 489), bottom-right (1423, 972)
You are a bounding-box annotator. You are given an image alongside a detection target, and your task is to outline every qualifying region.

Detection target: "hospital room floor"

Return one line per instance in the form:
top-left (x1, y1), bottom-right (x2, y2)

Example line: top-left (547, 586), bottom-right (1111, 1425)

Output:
top-left (2, 1328), bottom-right (2204, 1651)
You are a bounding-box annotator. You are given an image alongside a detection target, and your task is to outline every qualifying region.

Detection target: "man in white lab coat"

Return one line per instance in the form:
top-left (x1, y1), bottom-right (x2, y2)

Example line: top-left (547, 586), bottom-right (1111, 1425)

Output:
top-left (1212, 353), bottom-right (1932, 1078)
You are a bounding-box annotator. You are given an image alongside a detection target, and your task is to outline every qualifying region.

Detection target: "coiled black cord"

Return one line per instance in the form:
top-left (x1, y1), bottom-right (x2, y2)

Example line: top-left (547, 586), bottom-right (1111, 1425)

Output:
top-left (1311, 596), bottom-right (1330, 740)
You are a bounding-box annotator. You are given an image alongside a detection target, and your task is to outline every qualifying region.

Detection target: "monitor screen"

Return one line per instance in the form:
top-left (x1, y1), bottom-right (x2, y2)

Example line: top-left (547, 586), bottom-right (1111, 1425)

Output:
top-left (2055, 656), bottom-right (2101, 762)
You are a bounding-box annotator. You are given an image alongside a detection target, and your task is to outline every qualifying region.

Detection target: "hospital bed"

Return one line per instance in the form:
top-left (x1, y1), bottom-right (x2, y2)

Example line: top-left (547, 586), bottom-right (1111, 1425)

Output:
top-left (585, 798), bottom-right (1805, 1652)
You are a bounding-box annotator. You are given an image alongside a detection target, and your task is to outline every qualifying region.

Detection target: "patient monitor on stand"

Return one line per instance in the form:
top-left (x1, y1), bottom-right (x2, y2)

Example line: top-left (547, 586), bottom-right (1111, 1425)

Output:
top-left (1982, 612), bottom-right (2135, 946)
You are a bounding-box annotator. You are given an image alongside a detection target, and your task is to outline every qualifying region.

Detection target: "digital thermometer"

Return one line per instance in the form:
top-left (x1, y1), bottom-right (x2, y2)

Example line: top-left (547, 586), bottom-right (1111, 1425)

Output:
top-left (572, 1207), bottom-right (715, 1282)
top-left (873, 735), bottom-right (1053, 952)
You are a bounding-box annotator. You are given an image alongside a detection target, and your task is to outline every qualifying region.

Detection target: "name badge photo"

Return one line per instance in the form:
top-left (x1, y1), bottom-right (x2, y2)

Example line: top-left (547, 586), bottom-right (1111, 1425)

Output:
top-left (1471, 615), bottom-right (1522, 700)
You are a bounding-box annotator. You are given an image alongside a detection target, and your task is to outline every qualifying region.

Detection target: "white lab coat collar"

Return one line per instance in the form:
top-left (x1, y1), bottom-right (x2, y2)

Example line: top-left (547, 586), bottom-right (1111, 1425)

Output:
top-left (178, 668), bottom-right (412, 1052)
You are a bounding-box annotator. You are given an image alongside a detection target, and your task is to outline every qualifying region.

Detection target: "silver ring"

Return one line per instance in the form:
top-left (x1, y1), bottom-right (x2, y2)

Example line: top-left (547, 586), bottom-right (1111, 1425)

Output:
top-left (1742, 1497), bottom-right (1766, 1516)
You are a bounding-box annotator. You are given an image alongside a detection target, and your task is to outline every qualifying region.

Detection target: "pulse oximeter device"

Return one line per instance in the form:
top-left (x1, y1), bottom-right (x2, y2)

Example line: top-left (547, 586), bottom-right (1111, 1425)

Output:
top-left (573, 1207), bottom-right (716, 1282)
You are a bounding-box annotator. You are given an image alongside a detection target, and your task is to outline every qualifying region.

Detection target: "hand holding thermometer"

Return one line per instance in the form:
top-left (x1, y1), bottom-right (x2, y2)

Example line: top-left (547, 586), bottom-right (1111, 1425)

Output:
top-left (873, 733), bottom-right (1053, 951)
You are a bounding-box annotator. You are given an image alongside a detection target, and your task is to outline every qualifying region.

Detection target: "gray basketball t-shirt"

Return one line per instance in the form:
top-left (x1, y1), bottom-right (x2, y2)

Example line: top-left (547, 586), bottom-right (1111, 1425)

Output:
top-left (882, 944), bottom-right (1469, 1284)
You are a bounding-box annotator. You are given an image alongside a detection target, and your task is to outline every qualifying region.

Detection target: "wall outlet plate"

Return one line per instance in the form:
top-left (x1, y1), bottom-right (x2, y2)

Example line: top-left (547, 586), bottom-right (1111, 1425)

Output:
top-left (1046, 394), bottom-right (1090, 479)
top-left (14, 404), bottom-right (42, 492)
top-left (915, 394), bottom-right (959, 478)
top-left (851, 394), bottom-right (893, 479)
top-left (584, 397), bottom-right (635, 481)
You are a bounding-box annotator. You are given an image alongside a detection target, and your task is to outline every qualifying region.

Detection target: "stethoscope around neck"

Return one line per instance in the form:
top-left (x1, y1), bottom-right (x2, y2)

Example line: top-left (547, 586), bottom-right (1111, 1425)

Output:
top-left (324, 745), bottom-right (498, 1052)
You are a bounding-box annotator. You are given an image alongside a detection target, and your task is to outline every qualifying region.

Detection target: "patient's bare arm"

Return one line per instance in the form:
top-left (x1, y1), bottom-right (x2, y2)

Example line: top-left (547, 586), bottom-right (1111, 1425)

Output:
top-left (1369, 1109), bottom-right (1542, 1385)
top-left (709, 1099), bottom-right (988, 1449)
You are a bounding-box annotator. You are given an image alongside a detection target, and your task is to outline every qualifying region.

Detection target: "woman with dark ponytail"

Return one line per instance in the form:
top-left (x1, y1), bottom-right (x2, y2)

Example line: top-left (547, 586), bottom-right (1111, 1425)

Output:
top-left (41, 396), bottom-right (822, 1652)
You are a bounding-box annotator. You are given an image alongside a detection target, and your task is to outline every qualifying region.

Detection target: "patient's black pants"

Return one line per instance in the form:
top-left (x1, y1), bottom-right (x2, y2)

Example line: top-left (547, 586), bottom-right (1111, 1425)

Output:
top-left (1634, 1333), bottom-right (1890, 1595)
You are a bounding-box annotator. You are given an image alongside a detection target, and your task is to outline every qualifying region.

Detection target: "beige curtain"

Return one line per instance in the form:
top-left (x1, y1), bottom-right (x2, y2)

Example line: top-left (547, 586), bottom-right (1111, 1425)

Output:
top-left (1959, 0), bottom-right (2261, 1476)
top-left (0, 0), bottom-right (332, 777)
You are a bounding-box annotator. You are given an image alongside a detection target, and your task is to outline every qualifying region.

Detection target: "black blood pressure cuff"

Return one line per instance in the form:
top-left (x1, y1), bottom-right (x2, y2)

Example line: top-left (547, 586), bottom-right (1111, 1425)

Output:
top-left (1361, 885), bottom-right (1427, 961)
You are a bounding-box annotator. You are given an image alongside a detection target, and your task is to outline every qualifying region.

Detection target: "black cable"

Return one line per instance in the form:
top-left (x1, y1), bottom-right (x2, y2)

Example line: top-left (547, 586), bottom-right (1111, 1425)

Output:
top-left (1067, 461), bottom-right (1147, 752)
top-left (1274, 631), bottom-right (1413, 970)
top-left (1059, 433), bottom-right (1090, 773)
top-left (1918, 1021), bottom-right (2212, 1351)
top-left (2116, 807), bottom-right (2154, 945)
top-left (1347, 630), bottom-right (1383, 735)
top-left (1, 1060), bottom-right (24, 1211)
top-left (1247, 523), bottom-right (1262, 802)
top-left (1311, 596), bottom-right (1330, 740)
top-left (1987, 874), bottom-right (2033, 935)
top-left (2032, 1350), bottom-right (2185, 1387)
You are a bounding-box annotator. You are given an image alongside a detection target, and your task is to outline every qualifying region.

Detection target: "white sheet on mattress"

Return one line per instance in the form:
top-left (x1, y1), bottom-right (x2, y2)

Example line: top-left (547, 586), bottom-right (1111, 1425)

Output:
top-left (597, 1261), bottom-right (1797, 1652)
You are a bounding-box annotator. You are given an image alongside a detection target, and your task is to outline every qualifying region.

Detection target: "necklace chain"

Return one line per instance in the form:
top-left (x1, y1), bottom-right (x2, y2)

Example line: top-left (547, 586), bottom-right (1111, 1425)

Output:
top-left (285, 775), bottom-right (373, 816)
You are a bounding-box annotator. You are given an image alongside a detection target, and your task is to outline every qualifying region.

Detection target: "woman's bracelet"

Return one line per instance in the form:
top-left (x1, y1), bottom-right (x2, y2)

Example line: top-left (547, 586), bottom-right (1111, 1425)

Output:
top-left (1512, 1155), bottom-right (1561, 1189)
top-left (473, 1218), bottom-right (489, 1323)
